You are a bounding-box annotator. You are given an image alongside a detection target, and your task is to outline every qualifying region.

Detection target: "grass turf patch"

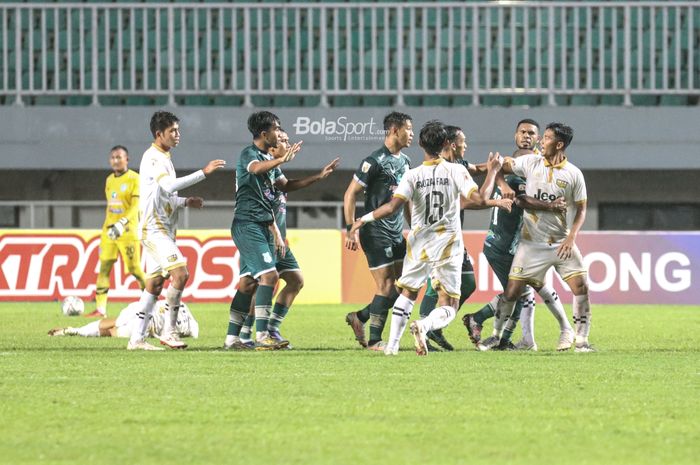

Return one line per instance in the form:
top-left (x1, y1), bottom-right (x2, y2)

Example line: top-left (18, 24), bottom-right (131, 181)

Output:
top-left (0, 302), bottom-right (697, 465)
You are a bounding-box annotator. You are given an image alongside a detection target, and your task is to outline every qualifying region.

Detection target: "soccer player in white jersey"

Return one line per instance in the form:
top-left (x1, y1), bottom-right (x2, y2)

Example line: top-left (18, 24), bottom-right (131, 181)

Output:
top-left (349, 121), bottom-right (512, 356)
top-left (477, 122), bottom-right (594, 352)
top-left (127, 111), bottom-right (225, 351)
top-left (48, 301), bottom-right (199, 340)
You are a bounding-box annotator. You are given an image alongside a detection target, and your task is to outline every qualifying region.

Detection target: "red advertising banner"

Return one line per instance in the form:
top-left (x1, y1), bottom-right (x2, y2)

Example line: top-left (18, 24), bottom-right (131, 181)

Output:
top-left (0, 230), bottom-right (698, 305)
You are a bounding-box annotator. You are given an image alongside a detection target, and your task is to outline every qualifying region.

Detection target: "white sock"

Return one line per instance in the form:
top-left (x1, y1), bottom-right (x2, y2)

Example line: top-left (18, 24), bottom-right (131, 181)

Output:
top-left (421, 306), bottom-right (456, 333)
top-left (573, 294), bottom-right (592, 343)
top-left (493, 296), bottom-right (516, 337)
top-left (129, 291), bottom-right (158, 344)
top-left (75, 320), bottom-right (101, 337)
top-left (388, 295), bottom-right (414, 349)
top-left (519, 287), bottom-right (536, 344)
top-left (539, 285), bottom-right (573, 332)
top-left (224, 335), bottom-right (240, 345)
top-left (486, 294), bottom-right (500, 313)
top-left (162, 286), bottom-right (183, 337)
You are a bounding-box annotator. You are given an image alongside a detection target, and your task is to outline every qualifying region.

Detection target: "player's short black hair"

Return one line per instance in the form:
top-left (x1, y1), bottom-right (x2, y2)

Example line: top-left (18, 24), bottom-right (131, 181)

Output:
top-left (444, 125), bottom-right (463, 144)
top-left (516, 118), bottom-right (540, 130)
top-left (546, 122), bottom-right (574, 150)
top-left (383, 112), bottom-right (412, 131)
top-left (150, 111), bottom-right (179, 138)
top-left (419, 120), bottom-right (447, 157)
top-left (248, 111), bottom-right (281, 138)
top-left (110, 145), bottom-right (128, 155)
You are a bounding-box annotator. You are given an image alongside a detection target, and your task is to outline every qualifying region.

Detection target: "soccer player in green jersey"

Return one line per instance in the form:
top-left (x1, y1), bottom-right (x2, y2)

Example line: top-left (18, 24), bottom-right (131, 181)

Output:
top-left (463, 119), bottom-right (575, 351)
top-left (344, 112), bottom-right (413, 351)
top-left (236, 131), bottom-right (340, 348)
top-left (224, 111), bottom-right (301, 351)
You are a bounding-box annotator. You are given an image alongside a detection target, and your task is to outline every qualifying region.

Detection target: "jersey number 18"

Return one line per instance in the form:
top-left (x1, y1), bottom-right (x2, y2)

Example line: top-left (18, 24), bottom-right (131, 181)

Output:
top-left (424, 191), bottom-right (445, 225)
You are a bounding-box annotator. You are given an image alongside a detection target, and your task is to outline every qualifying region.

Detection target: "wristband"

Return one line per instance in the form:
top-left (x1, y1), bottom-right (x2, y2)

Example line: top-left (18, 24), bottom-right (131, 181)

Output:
top-left (345, 224), bottom-right (352, 232)
top-left (360, 212), bottom-right (375, 224)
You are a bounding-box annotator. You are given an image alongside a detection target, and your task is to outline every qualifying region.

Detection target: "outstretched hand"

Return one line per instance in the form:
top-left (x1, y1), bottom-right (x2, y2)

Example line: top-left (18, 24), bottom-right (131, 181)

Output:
top-left (282, 141), bottom-right (303, 163)
top-left (186, 197), bottom-right (204, 208)
top-left (486, 152), bottom-right (503, 172)
top-left (203, 159), bottom-right (226, 176)
top-left (496, 198), bottom-right (513, 213)
top-left (549, 197), bottom-right (567, 213)
top-left (319, 158), bottom-right (340, 179)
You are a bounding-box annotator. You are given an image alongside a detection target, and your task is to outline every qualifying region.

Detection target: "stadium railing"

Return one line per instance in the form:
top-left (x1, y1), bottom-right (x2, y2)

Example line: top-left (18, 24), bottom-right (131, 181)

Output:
top-left (0, 200), bottom-right (347, 230)
top-left (0, 1), bottom-right (697, 106)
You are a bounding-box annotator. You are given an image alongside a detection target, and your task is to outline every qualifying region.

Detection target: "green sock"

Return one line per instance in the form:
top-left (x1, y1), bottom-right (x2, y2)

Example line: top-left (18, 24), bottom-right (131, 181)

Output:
top-left (356, 304), bottom-right (371, 323)
top-left (458, 273), bottom-right (476, 308)
top-left (227, 292), bottom-right (252, 336)
top-left (368, 294), bottom-right (391, 344)
top-left (268, 303), bottom-right (289, 332)
top-left (255, 284), bottom-right (275, 333)
top-left (501, 300), bottom-right (524, 343)
top-left (419, 294), bottom-right (438, 318)
top-left (240, 314), bottom-right (254, 341)
top-left (420, 279), bottom-right (438, 318)
top-left (473, 303), bottom-right (494, 325)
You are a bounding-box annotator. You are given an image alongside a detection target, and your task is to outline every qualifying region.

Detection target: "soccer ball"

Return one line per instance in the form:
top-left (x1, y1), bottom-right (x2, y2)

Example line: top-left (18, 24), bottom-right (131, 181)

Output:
top-left (61, 296), bottom-right (84, 316)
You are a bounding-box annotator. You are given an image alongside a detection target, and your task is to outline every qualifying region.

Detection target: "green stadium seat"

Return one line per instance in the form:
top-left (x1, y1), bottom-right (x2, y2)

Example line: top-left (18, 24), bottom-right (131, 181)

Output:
top-left (570, 95), bottom-right (599, 105)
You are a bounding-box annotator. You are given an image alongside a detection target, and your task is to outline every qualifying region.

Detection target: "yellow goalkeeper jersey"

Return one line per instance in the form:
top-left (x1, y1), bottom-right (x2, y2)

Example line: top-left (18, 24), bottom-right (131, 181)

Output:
top-left (102, 169), bottom-right (140, 240)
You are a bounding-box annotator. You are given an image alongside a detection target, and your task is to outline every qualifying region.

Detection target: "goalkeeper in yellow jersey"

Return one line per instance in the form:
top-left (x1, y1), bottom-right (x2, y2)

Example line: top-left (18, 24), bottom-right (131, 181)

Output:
top-left (87, 145), bottom-right (146, 318)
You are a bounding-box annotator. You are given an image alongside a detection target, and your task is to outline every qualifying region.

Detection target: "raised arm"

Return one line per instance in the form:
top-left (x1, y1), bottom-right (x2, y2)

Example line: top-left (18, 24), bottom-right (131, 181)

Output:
top-left (348, 196), bottom-right (406, 240)
top-left (158, 159), bottom-right (225, 194)
top-left (248, 142), bottom-right (302, 175)
top-left (276, 158), bottom-right (340, 193)
top-left (516, 195), bottom-right (567, 213)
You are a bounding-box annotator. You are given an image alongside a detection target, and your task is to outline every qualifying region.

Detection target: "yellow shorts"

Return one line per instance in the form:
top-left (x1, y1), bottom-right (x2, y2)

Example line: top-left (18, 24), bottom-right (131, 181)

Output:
top-left (99, 235), bottom-right (142, 272)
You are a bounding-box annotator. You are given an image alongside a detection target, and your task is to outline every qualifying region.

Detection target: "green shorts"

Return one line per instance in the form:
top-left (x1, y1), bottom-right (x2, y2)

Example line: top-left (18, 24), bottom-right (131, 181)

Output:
top-left (232, 220), bottom-right (277, 279)
top-left (276, 246), bottom-right (300, 274)
top-left (359, 233), bottom-right (406, 270)
top-left (483, 245), bottom-right (514, 289)
top-left (425, 249), bottom-right (474, 297)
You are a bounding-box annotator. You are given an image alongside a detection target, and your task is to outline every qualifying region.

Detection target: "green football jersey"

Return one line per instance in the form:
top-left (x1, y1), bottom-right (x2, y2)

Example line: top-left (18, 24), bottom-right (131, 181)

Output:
top-left (270, 166), bottom-right (288, 238)
top-left (354, 145), bottom-right (411, 244)
top-left (233, 145), bottom-right (276, 223)
top-left (484, 175), bottom-right (527, 256)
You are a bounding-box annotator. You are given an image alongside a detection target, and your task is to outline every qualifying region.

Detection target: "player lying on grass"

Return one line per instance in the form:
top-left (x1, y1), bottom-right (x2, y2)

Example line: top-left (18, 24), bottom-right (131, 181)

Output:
top-left (349, 120), bottom-right (512, 356)
top-left (48, 300), bottom-right (198, 340)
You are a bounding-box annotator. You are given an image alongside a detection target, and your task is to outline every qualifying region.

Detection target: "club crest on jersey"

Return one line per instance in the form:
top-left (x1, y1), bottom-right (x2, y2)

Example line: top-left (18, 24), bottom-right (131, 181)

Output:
top-left (556, 179), bottom-right (569, 189)
top-left (511, 266), bottom-right (524, 275)
top-left (111, 192), bottom-right (117, 198)
top-left (361, 161), bottom-right (371, 173)
top-left (167, 254), bottom-right (178, 262)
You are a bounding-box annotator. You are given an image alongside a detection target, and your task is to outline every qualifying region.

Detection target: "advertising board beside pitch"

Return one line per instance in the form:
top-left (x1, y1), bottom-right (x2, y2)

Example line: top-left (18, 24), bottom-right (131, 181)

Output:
top-left (0, 230), bottom-right (697, 305)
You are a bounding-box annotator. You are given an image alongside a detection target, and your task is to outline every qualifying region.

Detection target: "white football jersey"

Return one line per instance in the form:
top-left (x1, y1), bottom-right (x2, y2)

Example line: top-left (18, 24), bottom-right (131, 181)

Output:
top-left (138, 144), bottom-right (184, 239)
top-left (511, 154), bottom-right (587, 244)
top-left (116, 300), bottom-right (199, 338)
top-left (394, 158), bottom-right (478, 262)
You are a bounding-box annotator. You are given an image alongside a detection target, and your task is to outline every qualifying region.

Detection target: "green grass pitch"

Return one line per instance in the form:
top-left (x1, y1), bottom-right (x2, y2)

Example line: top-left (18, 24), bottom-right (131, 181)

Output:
top-left (0, 302), bottom-right (697, 465)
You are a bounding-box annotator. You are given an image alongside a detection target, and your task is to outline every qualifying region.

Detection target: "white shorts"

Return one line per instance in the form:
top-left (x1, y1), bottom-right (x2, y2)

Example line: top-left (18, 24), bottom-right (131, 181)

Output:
top-left (142, 230), bottom-right (187, 279)
top-left (396, 253), bottom-right (462, 299)
top-left (509, 240), bottom-right (586, 287)
top-left (114, 305), bottom-right (139, 338)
